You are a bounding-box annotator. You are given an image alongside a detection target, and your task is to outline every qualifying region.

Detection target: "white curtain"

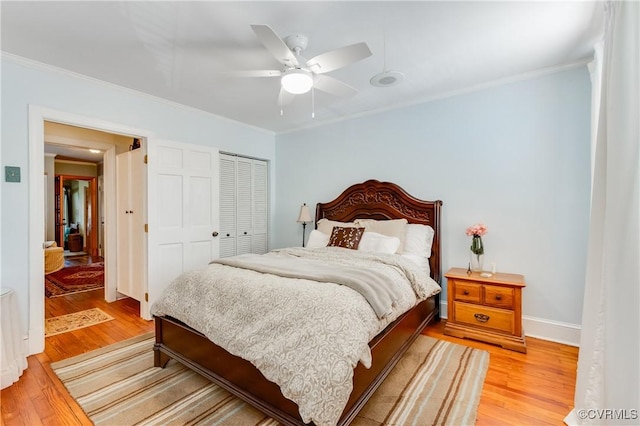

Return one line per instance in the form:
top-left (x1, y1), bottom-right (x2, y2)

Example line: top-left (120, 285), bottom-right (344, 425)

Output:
top-left (566, 1), bottom-right (640, 425)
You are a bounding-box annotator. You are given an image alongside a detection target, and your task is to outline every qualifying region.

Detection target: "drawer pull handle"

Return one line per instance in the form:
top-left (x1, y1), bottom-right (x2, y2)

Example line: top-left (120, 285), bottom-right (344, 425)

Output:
top-left (495, 295), bottom-right (503, 300)
top-left (474, 313), bottom-right (490, 323)
top-left (463, 290), bottom-right (469, 295)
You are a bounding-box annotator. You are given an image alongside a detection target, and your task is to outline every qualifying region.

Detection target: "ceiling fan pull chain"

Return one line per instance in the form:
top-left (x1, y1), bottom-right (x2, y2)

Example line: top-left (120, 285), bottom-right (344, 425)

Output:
top-left (311, 86), bottom-right (315, 118)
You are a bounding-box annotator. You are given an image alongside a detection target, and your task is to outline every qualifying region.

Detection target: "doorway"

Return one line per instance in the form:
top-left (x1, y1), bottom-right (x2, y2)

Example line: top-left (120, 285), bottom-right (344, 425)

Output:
top-left (54, 175), bottom-right (99, 256)
top-left (29, 106), bottom-right (153, 355)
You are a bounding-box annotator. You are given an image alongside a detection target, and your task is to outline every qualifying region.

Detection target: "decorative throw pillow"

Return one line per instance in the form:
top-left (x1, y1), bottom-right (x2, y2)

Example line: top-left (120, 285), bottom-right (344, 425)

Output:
top-left (328, 227), bottom-right (365, 250)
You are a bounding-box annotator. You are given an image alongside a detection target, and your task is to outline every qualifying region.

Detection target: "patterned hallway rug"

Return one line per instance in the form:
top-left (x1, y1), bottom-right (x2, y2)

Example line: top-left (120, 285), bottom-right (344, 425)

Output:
top-left (45, 262), bottom-right (104, 297)
top-left (51, 333), bottom-right (489, 425)
top-left (45, 308), bottom-right (114, 337)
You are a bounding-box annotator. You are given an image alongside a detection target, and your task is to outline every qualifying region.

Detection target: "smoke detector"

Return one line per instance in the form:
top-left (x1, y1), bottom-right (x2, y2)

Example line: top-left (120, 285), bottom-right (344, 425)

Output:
top-left (369, 32), bottom-right (404, 88)
top-left (370, 70), bottom-right (404, 87)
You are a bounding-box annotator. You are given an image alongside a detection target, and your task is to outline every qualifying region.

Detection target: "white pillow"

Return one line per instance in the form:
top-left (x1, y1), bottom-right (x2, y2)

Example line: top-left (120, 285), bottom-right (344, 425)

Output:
top-left (358, 231), bottom-right (401, 254)
top-left (316, 218), bottom-right (357, 235)
top-left (404, 224), bottom-right (435, 258)
top-left (306, 230), bottom-right (330, 248)
top-left (354, 218), bottom-right (408, 253)
top-left (402, 253), bottom-right (431, 277)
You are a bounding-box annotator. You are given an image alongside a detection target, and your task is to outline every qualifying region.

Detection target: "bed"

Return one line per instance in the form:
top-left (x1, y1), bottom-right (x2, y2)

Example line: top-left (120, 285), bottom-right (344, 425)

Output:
top-left (152, 179), bottom-right (443, 426)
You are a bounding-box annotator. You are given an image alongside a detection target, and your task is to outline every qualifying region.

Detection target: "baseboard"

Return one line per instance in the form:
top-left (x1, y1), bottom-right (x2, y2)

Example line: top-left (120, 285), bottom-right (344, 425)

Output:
top-left (522, 316), bottom-right (581, 347)
top-left (439, 302), bottom-right (581, 347)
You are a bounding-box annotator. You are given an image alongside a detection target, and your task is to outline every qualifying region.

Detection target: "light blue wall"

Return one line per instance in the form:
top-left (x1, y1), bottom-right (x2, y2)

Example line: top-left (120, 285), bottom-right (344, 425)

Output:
top-left (1, 52), bottom-right (591, 337)
top-left (274, 67), bottom-right (592, 326)
top-left (1, 55), bottom-right (276, 333)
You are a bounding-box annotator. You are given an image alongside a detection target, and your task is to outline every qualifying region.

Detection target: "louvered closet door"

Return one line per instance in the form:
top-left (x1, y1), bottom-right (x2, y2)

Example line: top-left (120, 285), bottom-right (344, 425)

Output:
top-left (219, 154), bottom-right (269, 257)
top-left (251, 159), bottom-right (268, 254)
top-left (235, 157), bottom-right (253, 255)
top-left (219, 154), bottom-right (236, 258)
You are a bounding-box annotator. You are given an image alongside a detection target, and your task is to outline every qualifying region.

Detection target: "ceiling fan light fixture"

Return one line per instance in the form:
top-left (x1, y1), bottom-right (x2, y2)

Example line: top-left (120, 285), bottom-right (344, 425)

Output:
top-left (281, 68), bottom-right (313, 94)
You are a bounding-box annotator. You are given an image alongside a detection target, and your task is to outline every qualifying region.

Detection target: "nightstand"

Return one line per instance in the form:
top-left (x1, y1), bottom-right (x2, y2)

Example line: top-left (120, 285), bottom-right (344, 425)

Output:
top-left (444, 267), bottom-right (527, 353)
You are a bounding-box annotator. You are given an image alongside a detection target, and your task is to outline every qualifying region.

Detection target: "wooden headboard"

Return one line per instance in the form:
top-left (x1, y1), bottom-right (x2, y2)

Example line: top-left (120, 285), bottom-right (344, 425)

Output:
top-left (315, 179), bottom-right (443, 283)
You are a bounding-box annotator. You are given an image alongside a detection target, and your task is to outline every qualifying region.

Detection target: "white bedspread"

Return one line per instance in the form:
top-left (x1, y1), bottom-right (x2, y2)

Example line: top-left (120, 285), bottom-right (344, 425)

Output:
top-left (151, 247), bottom-right (440, 426)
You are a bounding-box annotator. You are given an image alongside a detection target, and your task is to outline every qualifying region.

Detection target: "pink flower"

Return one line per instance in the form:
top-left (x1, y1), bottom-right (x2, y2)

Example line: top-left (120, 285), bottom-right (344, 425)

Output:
top-left (465, 223), bottom-right (487, 236)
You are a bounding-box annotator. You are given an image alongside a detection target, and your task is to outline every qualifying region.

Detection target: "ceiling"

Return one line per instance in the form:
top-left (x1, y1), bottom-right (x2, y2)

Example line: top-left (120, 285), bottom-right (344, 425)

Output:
top-left (1, 1), bottom-right (604, 134)
top-left (45, 143), bottom-right (105, 163)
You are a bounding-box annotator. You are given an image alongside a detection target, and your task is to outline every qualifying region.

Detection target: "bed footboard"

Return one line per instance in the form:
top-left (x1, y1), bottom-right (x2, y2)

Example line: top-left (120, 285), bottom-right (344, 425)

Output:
top-left (153, 296), bottom-right (438, 426)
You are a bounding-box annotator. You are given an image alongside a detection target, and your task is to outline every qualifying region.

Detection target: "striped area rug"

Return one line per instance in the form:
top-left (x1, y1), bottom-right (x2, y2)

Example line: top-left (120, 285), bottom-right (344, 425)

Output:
top-left (51, 332), bottom-right (488, 425)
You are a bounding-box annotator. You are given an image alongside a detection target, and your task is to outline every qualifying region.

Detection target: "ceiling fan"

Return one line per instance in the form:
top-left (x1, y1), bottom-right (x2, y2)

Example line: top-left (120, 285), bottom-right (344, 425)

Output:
top-left (230, 25), bottom-right (373, 109)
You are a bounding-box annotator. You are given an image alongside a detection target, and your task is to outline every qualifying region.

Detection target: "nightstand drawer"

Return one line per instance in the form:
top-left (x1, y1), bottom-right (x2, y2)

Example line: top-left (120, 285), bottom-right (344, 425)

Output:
top-left (453, 281), bottom-right (481, 303)
top-left (483, 285), bottom-right (514, 309)
top-left (454, 302), bottom-right (514, 334)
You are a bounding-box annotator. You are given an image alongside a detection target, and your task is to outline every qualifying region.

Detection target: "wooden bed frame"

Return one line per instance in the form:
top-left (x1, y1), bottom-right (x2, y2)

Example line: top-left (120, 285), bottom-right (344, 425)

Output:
top-left (154, 179), bottom-right (443, 425)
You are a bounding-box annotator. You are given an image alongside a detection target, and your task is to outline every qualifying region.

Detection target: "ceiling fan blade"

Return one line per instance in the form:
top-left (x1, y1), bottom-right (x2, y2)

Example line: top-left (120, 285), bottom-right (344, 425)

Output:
top-left (277, 87), bottom-right (295, 106)
top-left (306, 42), bottom-right (372, 74)
top-left (251, 24), bottom-right (299, 67)
top-left (220, 70), bottom-right (282, 78)
top-left (313, 75), bottom-right (358, 98)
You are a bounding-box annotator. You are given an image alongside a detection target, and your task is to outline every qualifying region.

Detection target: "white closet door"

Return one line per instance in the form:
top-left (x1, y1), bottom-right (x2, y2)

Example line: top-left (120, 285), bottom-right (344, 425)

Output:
top-left (129, 149), bottom-right (145, 302)
top-left (218, 155), bottom-right (269, 257)
top-left (235, 157), bottom-right (253, 255)
top-left (252, 159), bottom-right (268, 254)
top-left (115, 149), bottom-right (145, 302)
top-left (146, 139), bottom-right (220, 320)
top-left (115, 152), bottom-right (131, 297)
top-left (219, 154), bottom-right (236, 258)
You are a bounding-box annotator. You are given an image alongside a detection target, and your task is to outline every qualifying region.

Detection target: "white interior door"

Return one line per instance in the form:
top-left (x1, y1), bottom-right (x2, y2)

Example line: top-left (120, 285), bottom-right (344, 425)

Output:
top-left (145, 139), bottom-right (220, 320)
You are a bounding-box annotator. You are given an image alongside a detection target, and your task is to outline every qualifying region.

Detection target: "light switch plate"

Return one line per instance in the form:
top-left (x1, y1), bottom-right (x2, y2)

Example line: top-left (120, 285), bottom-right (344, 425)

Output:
top-left (5, 166), bottom-right (21, 183)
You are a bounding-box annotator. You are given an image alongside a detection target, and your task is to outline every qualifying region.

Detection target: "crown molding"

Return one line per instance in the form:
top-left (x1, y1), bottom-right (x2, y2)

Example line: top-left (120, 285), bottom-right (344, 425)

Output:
top-left (278, 59), bottom-right (592, 135)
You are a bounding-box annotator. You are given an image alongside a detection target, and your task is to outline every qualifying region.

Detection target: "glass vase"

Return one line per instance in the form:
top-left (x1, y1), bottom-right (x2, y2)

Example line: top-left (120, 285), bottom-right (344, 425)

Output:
top-left (469, 234), bottom-right (484, 272)
top-left (470, 251), bottom-right (484, 272)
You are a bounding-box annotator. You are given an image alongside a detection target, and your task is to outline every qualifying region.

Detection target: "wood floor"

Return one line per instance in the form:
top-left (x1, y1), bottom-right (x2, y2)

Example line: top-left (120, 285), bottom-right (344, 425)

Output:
top-left (423, 324), bottom-right (578, 425)
top-left (1, 268), bottom-right (578, 425)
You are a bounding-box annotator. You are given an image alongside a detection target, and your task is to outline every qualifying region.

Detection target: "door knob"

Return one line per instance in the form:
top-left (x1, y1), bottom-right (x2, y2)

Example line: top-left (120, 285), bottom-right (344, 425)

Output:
top-left (212, 231), bottom-right (219, 237)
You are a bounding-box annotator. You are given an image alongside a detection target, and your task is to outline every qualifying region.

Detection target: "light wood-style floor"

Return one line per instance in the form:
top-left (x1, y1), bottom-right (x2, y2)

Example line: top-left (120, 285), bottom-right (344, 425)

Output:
top-left (2, 266), bottom-right (578, 425)
top-left (423, 324), bottom-right (578, 425)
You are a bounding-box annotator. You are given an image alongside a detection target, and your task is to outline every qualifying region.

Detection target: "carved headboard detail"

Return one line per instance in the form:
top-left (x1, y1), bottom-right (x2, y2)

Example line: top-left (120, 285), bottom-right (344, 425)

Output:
top-left (315, 179), bottom-right (443, 283)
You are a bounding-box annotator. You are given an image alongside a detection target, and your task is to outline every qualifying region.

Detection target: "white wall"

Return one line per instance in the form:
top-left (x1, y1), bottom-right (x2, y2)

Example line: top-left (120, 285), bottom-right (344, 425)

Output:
top-left (1, 55), bottom-right (276, 339)
top-left (274, 67), bottom-right (592, 342)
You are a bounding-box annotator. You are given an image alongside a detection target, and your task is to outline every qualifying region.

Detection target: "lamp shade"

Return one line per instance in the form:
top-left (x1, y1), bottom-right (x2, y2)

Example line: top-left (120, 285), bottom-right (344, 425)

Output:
top-left (281, 68), bottom-right (313, 94)
top-left (297, 203), bottom-right (312, 223)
